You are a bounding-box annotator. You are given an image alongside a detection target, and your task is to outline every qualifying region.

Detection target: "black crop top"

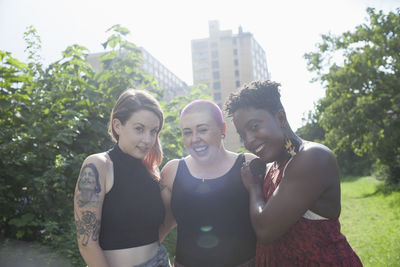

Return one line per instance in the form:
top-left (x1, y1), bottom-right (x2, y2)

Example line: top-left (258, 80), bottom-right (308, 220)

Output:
top-left (171, 154), bottom-right (256, 267)
top-left (99, 144), bottom-right (165, 250)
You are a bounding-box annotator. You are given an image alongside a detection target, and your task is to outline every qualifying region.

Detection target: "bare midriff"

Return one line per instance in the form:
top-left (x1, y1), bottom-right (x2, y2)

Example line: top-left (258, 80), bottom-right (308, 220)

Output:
top-left (103, 241), bottom-right (160, 267)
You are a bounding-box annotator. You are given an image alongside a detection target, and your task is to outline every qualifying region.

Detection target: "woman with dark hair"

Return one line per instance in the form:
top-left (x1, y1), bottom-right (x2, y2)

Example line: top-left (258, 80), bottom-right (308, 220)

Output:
top-left (74, 89), bottom-right (170, 267)
top-left (225, 80), bottom-right (362, 267)
top-left (159, 99), bottom-right (257, 267)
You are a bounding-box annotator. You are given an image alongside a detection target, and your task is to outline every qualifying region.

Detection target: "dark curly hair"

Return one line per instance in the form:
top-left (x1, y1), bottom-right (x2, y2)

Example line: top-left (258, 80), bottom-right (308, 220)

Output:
top-left (225, 80), bottom-right (284, 117)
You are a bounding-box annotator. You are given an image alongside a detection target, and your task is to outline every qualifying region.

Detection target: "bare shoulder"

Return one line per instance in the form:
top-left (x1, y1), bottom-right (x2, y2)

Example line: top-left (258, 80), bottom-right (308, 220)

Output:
top-left (84, 152), bottom-right (111, 165)
top-left (160, 159), bottom-right (180, 188)
top-left (80, 152), bottom-right (113, 180)
top-left (243, 152), bottom-right (257, 161)
top-left (286, 141), bottom-right (339, 185)
top-left (300, 141), bottom-right (336, 166)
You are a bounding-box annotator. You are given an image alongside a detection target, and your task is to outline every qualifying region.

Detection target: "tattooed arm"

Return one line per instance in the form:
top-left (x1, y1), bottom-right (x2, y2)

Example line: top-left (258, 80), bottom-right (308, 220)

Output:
top-left (74, 154), bottom-right (111, 267)
top-left (159, 159), bottom-right (179, 242)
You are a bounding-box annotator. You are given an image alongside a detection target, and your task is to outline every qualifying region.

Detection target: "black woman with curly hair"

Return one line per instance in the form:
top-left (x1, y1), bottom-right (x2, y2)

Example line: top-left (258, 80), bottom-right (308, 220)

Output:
top-left (225, 80), bottom-right (362, 267)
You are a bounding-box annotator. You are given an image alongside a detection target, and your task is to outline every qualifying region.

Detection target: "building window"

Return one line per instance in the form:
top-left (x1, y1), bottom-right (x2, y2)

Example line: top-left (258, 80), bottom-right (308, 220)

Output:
top-left (194, 61), bottom-right (209, 70)
top-left (194, 51), bottom-right (208, 60)
top-left (212, 61), bottom-right (219, 69)
top-left (211, 50), bottom-right (218, 58)
top-left (233, 49), bottom-right (238, 56)
top-left (193, 41), bottom-right (208, 49)
top-left (214, 92), bottom-right (221, 101)
top-left (235, 70), bottom-right (239, 77)
top-left (234, 59), bottom-right (239, 66)
top-left (195, 72), bottom-right (210, 81)
top-left (236, 80), bottom-right (241, 87)
top-left (213, 81), bottom-right (221, 90)
top-left (211, 42), bottom-right (218, 48)
top-left (232, 38), bottom-right (237, 45)
top-left (213, 71), bottom-right (220, 79)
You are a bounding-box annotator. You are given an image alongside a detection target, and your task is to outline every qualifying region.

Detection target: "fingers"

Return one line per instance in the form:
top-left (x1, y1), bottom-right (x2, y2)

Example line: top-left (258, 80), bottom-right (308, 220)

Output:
top-left (242, 161), bottom-right (250, 168)
top-left (241, 161), bottom-right (251, 176)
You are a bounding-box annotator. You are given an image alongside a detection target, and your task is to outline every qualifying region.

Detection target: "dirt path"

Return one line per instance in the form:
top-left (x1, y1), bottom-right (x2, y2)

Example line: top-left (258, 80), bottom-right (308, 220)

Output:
top-left (0, 239), bottom-right (73, 267)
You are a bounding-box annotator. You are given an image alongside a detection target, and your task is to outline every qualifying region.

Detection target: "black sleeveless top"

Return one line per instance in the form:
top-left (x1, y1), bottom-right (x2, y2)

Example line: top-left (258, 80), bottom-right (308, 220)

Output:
top-left (171, 154), bottom-right (256, 267)
top-left (99, 144), bottom-right (165, 250)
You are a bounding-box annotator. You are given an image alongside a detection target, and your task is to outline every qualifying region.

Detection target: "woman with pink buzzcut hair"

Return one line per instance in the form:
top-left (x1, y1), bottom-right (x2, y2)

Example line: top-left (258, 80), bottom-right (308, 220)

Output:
top-left (159, 99), bottom-right (257, 267)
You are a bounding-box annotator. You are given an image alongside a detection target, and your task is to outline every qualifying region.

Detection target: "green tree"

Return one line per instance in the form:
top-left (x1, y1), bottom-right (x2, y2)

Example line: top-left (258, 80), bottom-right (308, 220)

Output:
top-left (1, 24), bottom-right (211, 265)
top-left (296, 111), bottom-right (372, 176)
top-left (296, 111), bottom-right (325, 143)
top-left (304, 8), bottom-right (400, 184)
top-left (0, 24), bottom-right (160, 265)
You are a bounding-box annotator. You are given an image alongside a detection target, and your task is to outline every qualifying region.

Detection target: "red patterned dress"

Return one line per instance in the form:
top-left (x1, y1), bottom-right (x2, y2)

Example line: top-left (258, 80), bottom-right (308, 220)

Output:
top-left (255, 159), bottom-right (363, 267)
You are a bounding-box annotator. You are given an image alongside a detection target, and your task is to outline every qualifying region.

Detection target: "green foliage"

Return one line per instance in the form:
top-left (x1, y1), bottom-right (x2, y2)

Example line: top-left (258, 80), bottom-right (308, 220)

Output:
top-left (98, 24), bottom-right (162, 99)
top-left (162, 228), bottom-right (177, 262)
top-left (304, 8), bottom-right (400, 184)
top-left (0, 24), bottom-right (203, 265)
top-left (296, 111), bottom-right (372, 176)
top-left (296, 111), bottom-right (325, 142)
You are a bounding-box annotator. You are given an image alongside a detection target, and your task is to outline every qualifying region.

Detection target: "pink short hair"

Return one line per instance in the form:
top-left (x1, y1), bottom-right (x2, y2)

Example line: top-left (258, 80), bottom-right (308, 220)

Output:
top-left (180, 99), bottom-right (224, 126)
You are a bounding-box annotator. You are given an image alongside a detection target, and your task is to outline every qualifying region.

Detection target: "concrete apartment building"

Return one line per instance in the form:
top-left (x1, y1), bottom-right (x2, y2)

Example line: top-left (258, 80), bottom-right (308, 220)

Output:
top-left (191, 20), bottom-right (270, 151)
top-left (87, 47), bottom-right (188, 102)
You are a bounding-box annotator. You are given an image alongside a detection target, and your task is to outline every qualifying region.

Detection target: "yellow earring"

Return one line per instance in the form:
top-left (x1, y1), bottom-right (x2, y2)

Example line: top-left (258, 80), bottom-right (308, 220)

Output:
top-left (284, 138), bottom-right (296, 157)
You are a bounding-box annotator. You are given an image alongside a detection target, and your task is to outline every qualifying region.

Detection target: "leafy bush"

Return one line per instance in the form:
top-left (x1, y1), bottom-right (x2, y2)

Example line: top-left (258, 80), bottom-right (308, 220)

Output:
top-left (1, 25), bottom-right (210, 264)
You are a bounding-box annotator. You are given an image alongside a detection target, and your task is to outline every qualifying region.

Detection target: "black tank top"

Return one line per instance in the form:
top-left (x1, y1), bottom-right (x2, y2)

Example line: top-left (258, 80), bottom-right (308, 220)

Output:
top-left (99, 144), bottom-right (165, 250)
top-left (171, 154), bottom-right (256, 267)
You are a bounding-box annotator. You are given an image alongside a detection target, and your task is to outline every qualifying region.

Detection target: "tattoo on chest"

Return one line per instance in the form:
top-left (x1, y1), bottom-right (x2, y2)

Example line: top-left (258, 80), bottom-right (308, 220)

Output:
top-left (76, 163), bottom-right (101, 208)
top-left (75, 210), bottom-right (100, 246)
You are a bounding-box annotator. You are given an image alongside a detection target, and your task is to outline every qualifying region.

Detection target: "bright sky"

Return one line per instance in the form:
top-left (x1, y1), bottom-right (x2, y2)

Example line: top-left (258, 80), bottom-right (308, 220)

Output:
top-left (1, 0), bottom-right (399, 130)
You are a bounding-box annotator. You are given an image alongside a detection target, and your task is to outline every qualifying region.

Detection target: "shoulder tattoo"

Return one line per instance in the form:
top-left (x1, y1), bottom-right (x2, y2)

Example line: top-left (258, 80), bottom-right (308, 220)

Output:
top-left (76, 163), bottom-right (101, 208)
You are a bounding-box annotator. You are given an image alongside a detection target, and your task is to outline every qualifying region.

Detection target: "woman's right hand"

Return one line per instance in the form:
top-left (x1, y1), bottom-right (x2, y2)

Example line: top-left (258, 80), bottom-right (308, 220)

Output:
top-left (240, 160), bottom-right (264, 191)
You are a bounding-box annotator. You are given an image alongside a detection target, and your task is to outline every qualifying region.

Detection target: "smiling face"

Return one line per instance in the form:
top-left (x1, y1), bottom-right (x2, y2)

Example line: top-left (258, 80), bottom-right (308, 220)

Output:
top-left (233, 107), bottom-right (286, 163)
top-left (114, 109), bottom-right (161, 159)
top-left (180, 111), bottom-right (225, 162)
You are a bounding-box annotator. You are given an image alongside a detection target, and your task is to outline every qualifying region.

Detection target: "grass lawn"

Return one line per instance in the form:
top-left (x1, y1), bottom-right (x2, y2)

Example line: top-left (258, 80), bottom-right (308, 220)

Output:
top-left (340, 176), bottom-right (400, 266)
top-left (163, 228), bottom-right (177, 262)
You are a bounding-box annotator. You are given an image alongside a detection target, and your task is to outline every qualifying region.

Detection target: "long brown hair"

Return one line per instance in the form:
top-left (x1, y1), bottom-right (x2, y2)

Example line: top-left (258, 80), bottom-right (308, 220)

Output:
top-left (108, 89), bottom-right (164, 180)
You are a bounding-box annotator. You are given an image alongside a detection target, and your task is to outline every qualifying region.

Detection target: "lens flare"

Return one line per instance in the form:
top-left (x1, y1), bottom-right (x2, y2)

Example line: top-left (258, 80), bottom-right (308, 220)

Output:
top-left (200, 226), bottom-right (213, 232)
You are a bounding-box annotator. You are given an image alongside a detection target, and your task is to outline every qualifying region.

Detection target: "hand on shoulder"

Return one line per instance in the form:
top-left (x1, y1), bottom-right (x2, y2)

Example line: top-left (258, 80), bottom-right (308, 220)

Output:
top-left (244, 152), bottom-right (258, 162)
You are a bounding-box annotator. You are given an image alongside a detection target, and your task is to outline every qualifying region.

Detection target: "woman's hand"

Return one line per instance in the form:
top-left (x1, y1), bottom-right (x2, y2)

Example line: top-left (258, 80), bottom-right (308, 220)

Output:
top-left (241, 160), bottom-right (265, 191)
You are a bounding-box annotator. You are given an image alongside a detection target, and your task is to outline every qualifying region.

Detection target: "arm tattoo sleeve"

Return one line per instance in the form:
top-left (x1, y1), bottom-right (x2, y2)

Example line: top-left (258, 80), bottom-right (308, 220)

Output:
top-left (75, 210), bottom-right (101, 246)
top-left (76, 163), bottom-right (101, 208)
